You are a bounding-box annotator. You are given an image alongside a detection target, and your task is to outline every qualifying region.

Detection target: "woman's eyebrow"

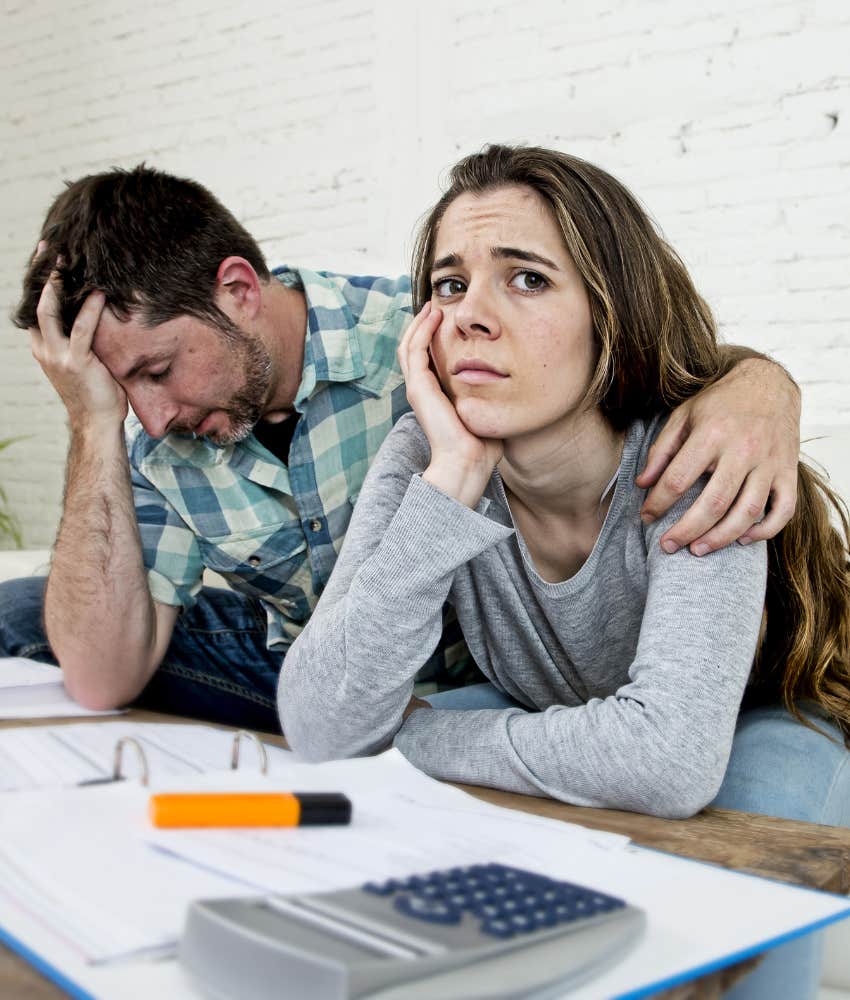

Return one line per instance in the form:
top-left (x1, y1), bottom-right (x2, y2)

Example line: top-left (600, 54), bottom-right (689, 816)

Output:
top-left (432, 252), bottom-right (461, 272)
top-left (492, 246), bottom-right (560, 269)
top-left (431, 247), bottom-right (560, 273)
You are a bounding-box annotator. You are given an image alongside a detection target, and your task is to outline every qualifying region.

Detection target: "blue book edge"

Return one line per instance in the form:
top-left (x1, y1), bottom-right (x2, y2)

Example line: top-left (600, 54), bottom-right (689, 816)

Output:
top-left (614, 844), bottom-right (850, 999)
top-left (0, 921), bottom-right (95, 1000)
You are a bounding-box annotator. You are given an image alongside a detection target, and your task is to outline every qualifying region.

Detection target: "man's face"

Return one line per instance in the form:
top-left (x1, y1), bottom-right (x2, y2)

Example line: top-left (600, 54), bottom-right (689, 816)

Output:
top-left (92, 310), bottom-right (272, 444)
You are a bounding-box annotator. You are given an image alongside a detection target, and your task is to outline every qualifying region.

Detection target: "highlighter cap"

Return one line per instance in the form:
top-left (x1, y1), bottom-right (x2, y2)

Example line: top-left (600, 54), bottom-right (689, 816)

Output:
top-left (296, 792), bottom-right (352, 825)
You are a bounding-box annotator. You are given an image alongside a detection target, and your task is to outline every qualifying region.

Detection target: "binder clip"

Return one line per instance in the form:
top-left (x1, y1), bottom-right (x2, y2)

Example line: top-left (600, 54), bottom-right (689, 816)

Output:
top-left (79, 736), bottom-right (151, 787)
top-left (230, 730), bottom-right (269, 775)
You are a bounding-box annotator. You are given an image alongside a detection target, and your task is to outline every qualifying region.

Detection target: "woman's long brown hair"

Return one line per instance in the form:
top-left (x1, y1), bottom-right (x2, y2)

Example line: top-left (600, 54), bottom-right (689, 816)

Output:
top-left (412, 143), bottom-right (850, 742)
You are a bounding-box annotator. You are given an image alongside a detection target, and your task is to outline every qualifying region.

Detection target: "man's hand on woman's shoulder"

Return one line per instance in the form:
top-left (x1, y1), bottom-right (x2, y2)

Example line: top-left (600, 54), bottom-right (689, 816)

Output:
top-left (637, 357), bottom-right (800, 556)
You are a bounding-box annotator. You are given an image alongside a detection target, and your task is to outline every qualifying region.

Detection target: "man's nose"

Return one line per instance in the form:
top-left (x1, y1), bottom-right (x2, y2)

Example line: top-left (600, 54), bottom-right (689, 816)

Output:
top-left (126, 385), bottom-right (179, 439)
top-left (452, 282), bottom-right (501, 341)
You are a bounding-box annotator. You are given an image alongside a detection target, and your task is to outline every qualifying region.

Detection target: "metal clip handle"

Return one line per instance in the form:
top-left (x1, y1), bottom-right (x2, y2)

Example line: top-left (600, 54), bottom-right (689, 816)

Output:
top-left (112, 737), bottom-right (150, 786)
top-left (231, 730), bottom-right (269, 775)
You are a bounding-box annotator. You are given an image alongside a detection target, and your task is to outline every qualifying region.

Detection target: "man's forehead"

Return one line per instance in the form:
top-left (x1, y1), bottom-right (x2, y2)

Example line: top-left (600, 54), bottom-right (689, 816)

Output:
top-left (92, 309), bottom-right (166, 375)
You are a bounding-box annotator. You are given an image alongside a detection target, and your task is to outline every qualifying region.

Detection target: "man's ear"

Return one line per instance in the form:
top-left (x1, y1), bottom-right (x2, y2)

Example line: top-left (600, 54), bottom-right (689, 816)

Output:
top-left (214, 257), bottom-right (262, 321)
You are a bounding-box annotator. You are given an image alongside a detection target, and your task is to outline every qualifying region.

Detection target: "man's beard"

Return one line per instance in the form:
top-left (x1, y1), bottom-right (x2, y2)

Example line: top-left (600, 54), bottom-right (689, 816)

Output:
top-left (204, 332), bottom-right (273, 446)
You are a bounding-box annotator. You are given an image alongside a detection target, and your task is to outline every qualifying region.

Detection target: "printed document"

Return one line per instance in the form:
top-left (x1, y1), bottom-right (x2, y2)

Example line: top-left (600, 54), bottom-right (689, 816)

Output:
top-left (0, 657), bottom-right (125, 720)
top-left (0, 732), bottom-right (847, 999)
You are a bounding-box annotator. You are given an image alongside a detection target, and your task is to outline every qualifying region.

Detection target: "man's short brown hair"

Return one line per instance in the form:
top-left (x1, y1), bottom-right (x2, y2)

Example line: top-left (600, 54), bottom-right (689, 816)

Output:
top-left (13, 165), bottom-right (270, 337)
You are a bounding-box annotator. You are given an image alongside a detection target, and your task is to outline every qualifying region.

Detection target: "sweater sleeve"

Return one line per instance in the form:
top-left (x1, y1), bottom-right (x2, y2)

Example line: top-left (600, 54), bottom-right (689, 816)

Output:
top-left (278, 414), bottom-right (513, 759)
top-left (393, 495), bottom-right (769, 819)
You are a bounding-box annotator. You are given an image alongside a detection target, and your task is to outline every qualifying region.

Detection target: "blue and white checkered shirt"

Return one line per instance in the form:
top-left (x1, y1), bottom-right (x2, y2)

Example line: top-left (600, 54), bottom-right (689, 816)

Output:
top-left (126, 267), bottom-right (413, 651)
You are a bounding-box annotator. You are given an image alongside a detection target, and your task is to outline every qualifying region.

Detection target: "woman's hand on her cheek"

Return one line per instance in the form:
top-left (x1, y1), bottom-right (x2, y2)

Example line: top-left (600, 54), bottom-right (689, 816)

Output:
top-left (398, 302), bottom-right (502, 508)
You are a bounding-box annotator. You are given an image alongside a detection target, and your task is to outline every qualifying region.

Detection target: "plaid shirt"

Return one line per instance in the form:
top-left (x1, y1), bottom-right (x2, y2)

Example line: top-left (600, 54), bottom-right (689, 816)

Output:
top-left (127, 267), bottom-right (413, 651)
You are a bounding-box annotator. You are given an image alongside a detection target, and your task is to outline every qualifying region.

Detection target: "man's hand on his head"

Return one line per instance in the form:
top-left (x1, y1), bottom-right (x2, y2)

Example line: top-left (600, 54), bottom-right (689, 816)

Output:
top-left (29, 254), bottom-right (127, 431)
top-left (636, 358), bottom-right (800, 555)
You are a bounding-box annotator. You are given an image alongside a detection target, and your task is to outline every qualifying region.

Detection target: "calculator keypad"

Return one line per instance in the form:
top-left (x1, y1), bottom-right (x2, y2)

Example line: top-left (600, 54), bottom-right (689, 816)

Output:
top-left (364, 863), bottom-right (625, 939)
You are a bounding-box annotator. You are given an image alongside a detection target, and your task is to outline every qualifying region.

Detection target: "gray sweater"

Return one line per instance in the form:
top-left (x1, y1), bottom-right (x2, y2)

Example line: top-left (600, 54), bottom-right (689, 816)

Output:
top-left (279, 413), bottom-right (768, 818)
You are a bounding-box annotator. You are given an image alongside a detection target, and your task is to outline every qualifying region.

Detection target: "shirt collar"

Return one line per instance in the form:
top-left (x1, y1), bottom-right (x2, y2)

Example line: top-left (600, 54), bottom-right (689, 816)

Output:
top-left (272, 266), bottom-right (365, 411)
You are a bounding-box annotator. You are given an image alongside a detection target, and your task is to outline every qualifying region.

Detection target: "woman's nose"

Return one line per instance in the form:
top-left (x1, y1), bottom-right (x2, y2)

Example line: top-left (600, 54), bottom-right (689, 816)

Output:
top-left (452, 283), bottom-right (501, 341)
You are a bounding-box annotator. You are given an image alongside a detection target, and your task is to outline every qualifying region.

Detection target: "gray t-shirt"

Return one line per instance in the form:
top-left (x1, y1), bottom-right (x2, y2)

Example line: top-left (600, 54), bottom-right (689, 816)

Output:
top-left (279, 413), bottom-right (768, 818)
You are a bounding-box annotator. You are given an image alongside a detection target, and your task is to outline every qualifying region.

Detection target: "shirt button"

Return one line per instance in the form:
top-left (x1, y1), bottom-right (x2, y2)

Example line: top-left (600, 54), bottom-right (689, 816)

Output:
top-left (309, 519), bottom-right (322, 533)
top-left (247, 556), bottom-right (261, 566)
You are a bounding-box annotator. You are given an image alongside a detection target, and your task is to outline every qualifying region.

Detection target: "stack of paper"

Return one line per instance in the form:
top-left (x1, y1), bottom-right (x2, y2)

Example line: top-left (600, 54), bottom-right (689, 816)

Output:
top-left (0, 657), bottom-right (125, 720)
top-left (0, 720), bottom-right (290, 792)
top-left (0, 722), bottom-right (846, 1000)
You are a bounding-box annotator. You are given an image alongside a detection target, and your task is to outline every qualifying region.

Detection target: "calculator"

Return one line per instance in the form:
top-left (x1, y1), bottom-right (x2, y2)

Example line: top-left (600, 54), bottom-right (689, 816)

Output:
top-left (179, 863), bottom-right (645, 999)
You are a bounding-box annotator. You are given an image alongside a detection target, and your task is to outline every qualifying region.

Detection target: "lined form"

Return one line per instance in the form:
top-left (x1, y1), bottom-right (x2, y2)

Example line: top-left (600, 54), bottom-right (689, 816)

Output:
top-left (0, 721), bottom-right (290, 792)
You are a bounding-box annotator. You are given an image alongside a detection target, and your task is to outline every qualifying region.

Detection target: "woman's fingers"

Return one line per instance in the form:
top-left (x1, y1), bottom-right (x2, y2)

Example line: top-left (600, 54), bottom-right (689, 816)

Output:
top-left (398, 302), bottom-right (441, 388)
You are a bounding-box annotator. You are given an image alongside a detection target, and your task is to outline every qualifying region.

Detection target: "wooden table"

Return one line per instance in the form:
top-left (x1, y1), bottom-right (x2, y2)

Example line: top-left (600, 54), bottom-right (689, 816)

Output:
top-left (2, 711), bottom-right (849, 999)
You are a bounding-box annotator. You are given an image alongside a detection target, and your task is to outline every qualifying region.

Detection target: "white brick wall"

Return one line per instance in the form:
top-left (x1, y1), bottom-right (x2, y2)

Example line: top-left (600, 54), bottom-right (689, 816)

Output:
top-left (1, 0), bottom-right (848, 547)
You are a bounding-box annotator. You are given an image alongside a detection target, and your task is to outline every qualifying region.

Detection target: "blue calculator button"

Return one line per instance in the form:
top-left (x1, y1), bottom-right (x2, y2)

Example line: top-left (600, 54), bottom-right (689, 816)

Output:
top-left (395, 894), bottom-right (462, 925)
top-left (481, 918), bottom-right (515, 939)
top-left (398, 875), bottom-right (428, 891)
top-left (480, 866), bottom-right (506, 883)
top-left (532, 908), bottom-right (558, 929)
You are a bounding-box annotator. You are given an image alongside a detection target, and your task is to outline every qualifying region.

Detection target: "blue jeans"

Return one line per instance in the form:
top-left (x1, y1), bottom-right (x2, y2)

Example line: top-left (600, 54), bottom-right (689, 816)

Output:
top-left (426, 684), bottom-right (850, 1000)
top-left (0, 576), bottom-right (283, 732)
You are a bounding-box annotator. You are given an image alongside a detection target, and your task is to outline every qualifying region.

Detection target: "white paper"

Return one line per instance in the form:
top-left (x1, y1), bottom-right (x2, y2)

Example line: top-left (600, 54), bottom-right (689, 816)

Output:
top-left (0, 737), bottom-right (846, 999)
top-left (0, 719), bottom-right (291, 792)
top-left (0, 657), bottom-right (125, 719)
top-left (147, 749), bottom-right (627, 896)
top-left (0, 747), bottom-right (626, 964)
top-left (0, 778), bottom-right (251, 964)
top-left (144, 752), bottom-right (850, 999)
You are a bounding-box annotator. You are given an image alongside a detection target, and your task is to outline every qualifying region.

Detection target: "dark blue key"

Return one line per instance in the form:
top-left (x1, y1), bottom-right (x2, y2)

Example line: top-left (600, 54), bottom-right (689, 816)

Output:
top-left (394, 893), bottom-right (462, 925)
top-left (399, 875), bottom-right (429, 891)
top-left (481, 918), bottom-right (515, 939)
top-left (508, 913), bottom-right (535, 933)
top-left (531, 908), bottom-right (558, 929)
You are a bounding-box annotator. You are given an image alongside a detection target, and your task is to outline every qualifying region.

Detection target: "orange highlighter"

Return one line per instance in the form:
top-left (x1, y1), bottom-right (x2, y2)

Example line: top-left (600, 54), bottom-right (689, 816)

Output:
top-left (149, 791), bottom-right (352, 828)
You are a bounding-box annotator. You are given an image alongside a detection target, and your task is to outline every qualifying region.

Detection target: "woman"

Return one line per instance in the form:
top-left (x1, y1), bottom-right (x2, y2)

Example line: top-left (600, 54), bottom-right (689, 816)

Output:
top-left (280, 145), bottom-right (849, 997)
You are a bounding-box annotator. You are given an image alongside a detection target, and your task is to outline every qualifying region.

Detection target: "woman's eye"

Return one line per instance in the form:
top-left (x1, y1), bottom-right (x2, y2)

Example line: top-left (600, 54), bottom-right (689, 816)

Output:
top-left (510, 270), bottom-right (548, 292)
top-left (432, 277), bottom-right (466, 298)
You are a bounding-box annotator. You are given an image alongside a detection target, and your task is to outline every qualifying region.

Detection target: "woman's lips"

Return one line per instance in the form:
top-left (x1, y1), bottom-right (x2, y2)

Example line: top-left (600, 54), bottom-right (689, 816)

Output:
top-left (454, 369), bottom-right (508, 384)
top-left (452, 359), bottom-right (508, 384)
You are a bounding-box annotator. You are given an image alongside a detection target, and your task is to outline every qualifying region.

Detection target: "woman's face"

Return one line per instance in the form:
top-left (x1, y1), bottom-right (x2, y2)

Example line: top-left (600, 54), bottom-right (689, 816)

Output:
top-left (428, 184), bottom-right (597, 442)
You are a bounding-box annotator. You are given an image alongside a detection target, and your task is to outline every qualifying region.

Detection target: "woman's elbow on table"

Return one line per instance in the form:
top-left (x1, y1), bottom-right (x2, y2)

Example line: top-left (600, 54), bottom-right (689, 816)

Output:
top-left (628, 759), bottom-right (725, 820)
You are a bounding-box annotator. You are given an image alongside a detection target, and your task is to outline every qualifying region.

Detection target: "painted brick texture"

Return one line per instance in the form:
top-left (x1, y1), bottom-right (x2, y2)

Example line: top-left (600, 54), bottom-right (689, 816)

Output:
top-left (1, 0), bottom-right (848, 546)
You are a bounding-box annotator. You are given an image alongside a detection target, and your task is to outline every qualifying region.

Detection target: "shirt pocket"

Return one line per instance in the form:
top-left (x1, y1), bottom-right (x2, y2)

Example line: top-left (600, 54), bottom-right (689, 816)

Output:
top-left (197, 523), bottom-right (307, 602)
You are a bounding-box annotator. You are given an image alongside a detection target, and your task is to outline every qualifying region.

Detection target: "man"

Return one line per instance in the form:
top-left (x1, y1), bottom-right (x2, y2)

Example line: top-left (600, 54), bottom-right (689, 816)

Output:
top-left (0, 165), bottom-right (800, 732)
